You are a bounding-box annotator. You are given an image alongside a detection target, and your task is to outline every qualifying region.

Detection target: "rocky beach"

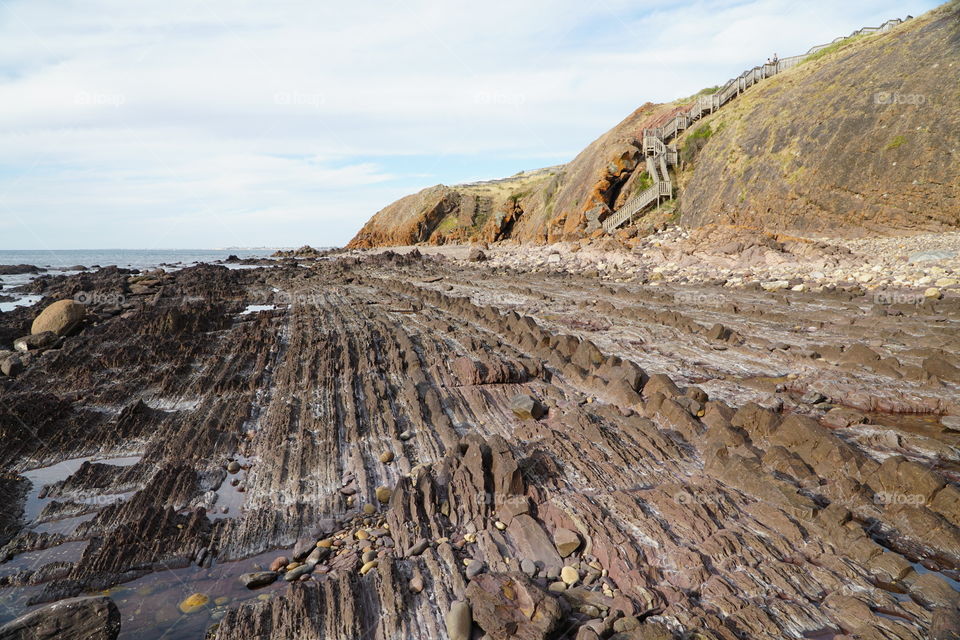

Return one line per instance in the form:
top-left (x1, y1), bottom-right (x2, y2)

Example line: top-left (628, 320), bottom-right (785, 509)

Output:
top-left (2, 1), bottom-right (959, 638)
top-left (0, 232), bottom-right (958, 639)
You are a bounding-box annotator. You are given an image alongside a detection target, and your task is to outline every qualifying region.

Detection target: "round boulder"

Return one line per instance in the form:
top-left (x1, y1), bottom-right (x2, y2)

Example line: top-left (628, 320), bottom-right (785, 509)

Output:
top-left (31, 300), bottom-right (86, 336)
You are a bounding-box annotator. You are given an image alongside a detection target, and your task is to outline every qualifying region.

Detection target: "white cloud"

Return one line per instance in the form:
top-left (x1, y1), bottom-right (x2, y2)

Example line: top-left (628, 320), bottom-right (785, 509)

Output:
top-left (0, 0), bottom-right (940, 248)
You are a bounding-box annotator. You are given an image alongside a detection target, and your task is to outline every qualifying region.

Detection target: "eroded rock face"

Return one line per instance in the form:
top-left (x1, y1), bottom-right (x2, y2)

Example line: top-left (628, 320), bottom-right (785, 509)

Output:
top-left (0, 596), bottom-right (120, 640)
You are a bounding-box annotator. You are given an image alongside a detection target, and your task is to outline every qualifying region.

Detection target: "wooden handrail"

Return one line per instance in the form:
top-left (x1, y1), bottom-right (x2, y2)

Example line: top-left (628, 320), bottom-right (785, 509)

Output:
top-left (602, 15), bottom-right (910, 234)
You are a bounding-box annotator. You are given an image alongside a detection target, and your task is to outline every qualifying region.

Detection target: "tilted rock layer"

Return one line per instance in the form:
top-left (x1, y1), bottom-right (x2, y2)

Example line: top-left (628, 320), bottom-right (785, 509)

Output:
top-left (1, 252), bottom-right (959, 639)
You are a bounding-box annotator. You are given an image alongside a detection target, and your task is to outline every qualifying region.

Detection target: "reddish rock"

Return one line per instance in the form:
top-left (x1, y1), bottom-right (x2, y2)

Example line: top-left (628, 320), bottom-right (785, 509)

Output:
top-left (465, 573), bottom-right (562, 640)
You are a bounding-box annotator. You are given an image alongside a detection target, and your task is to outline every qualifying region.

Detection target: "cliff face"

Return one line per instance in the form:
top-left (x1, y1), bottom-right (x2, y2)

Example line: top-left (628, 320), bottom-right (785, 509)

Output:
top-left (347, 186), bottom-right (459, 249)
top-left (349, 3), bottom-right (960, 248)
top-left (347, 102), bottom-right (686, 248)
top-left (678, 2), bottom-right (960, 235)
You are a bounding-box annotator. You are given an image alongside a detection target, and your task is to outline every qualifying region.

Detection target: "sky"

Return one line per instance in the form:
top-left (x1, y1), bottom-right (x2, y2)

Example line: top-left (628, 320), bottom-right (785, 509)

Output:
top-left (0, 0), bottom-right (942, 250)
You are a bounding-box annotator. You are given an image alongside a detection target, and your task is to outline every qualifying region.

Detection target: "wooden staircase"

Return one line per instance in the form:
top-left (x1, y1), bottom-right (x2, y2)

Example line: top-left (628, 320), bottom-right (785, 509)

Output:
top-left (603, 16), bottom-right (909, 234)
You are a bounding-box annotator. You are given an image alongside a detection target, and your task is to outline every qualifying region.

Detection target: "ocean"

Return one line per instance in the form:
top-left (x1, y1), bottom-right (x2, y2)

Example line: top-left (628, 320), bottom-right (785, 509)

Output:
top-left (0, 249), bottom-right (279, 312)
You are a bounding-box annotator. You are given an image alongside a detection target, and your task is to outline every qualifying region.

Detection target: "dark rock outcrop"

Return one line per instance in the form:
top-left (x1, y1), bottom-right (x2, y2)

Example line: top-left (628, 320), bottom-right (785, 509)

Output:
top-left (0, 596), bottom-right (120, 640)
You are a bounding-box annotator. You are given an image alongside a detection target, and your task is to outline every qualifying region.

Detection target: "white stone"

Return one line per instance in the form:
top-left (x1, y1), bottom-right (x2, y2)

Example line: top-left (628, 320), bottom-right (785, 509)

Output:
top-left (761, 280), bottom-right (790, 292)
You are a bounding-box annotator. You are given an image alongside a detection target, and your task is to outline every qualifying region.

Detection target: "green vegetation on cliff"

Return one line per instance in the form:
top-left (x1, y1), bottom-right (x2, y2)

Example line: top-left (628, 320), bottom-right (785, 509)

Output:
top-left (349, 3), bottom-right (959, 248)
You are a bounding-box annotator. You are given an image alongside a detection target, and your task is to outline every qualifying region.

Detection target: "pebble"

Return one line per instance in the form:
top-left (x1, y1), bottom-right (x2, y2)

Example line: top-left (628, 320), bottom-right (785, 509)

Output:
top-left (226, 461), bottom-right (241, 474)
top-left (269, 556), bottom-right (288, 572)
top-left (306, 547), bottom-right (327, 565)
top-left (359, 560), bottom-right (379, 575)
top-left (521, 559), bottom-right (537, 576)
top-left (579, 605), bottom-right (601, 618)
top-left (379, 451), bottom-right (395, 463)
top-left (178, 593), bottom-right (209, 614)
top-left (561, 566), bottom-right (579, 586)
top-left (465, 559), bottom-right (485, 579)
top-left (284, 563), bottom-right (314, 581)
top-left (406, 538), bottom-right (430, 556)
top-left (409, 573), bottom-right (424, 593)
top-left (445, 601), bottom-right (472, 640)
top-left (548, 581), bottom-right (567, 593)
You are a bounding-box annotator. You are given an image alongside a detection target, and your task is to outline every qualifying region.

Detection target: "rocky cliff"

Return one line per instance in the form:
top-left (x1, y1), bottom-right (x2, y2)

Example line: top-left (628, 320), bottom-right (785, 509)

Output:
top-left (349, 2), bottom-right (960, 247)
top-left (348, 101), bottom-right (689, 247)
top-left (678, 2), bottom-right (960, 235)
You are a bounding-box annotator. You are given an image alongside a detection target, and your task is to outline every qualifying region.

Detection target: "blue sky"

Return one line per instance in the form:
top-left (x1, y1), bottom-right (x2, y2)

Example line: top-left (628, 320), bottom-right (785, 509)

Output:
top-left (0, 0), bottom-right (941, 249)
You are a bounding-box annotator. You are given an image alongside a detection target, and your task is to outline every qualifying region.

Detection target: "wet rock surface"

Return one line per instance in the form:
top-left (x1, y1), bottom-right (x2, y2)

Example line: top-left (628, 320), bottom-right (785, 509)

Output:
top-left (0, 596), bottom-right (120, 640)
top-left (0, 253), bottom-right (958, 639)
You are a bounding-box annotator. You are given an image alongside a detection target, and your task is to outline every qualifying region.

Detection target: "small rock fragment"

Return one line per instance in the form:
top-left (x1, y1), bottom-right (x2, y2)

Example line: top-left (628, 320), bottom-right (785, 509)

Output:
top-left (510, 394), bottom-right (546, 420)
top-left (553, 528), bottom-right (581, 558)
